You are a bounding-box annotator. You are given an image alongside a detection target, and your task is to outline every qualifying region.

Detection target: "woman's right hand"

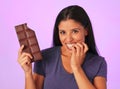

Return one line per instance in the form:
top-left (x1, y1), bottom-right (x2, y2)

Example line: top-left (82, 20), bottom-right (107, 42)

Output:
top-left (17, 45), bottom-right (33, 74)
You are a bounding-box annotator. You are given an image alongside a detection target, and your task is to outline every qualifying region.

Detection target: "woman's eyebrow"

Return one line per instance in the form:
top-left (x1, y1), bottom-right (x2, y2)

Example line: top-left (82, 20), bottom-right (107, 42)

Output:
top-left (71, 27), bottom-right (81, 30)
top-left (59, 29), bottom-right (65, 31)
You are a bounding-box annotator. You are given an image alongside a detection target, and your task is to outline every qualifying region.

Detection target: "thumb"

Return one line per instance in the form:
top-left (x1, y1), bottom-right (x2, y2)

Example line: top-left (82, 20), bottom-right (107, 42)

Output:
top-left (18, 45), bottom-right (24, 57)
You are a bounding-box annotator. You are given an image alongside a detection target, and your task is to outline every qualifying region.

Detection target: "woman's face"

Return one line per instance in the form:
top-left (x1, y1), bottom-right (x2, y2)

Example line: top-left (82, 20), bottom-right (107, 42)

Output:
top-left (58, 19), bottom-right (88, 51)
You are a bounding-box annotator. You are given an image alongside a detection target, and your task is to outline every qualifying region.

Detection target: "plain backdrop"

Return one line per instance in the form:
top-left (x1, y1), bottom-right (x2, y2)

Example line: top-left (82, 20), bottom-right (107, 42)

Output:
top-left (0, 0), bottom-right (120, 89)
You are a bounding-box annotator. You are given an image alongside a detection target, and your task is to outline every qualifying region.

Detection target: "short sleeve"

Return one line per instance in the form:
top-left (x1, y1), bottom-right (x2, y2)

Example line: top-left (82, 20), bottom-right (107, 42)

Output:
top-left (96, 58), bottom-right (107, 79)
top-left (33, 60), bottom-right (45, 76)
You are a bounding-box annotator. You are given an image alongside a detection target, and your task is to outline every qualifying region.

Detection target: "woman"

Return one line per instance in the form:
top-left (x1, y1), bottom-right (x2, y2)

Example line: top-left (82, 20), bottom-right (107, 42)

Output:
top-left (18, 5), bottom-right (107, 89)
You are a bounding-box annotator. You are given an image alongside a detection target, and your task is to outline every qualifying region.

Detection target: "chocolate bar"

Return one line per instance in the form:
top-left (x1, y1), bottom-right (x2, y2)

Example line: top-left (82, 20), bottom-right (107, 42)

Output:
top-left (15, 23), bottom-right (42, 62)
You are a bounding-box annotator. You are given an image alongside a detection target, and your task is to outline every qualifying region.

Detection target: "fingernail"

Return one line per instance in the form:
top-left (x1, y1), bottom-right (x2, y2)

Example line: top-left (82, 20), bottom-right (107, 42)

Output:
top-left (21, 45), bottom-right (24, 48)
top-left (31, 56), bottom-right (33, 59)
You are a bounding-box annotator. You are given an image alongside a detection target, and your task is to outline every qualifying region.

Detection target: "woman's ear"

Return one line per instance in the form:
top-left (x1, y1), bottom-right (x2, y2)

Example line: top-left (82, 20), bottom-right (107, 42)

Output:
top-left (84, 29), bottom-right (88, 36)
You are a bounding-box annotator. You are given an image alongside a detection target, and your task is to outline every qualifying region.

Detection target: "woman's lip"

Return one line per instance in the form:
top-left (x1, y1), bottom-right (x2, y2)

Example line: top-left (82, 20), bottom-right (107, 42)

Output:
top-left (66, 44), bottom-right (74, 49)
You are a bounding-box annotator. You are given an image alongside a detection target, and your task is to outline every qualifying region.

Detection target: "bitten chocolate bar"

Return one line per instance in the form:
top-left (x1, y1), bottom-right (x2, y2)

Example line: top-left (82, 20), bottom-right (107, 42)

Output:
top-left (15, 23), bottom-right (42, 62)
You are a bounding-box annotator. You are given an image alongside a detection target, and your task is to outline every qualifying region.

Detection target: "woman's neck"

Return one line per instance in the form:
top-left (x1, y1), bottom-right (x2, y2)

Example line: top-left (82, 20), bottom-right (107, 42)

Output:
top-left (61, 46), bottom-right (72, 57)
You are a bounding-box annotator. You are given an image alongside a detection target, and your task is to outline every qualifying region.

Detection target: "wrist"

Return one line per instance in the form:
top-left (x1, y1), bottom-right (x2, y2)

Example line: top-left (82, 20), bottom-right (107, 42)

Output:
top-left (72, 65), bottom-right (82, 72)
top-left (25, 71), bottom-right (33, 78)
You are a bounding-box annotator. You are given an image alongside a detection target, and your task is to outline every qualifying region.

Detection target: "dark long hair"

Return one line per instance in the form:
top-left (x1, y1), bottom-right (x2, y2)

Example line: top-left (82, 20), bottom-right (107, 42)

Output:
top-left (53, 5), bottom-right (99, 55)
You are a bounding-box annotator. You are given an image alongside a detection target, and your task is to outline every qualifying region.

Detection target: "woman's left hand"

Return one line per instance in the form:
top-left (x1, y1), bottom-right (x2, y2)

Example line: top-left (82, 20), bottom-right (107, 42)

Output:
top-left (70, 42), bottom-right (88, 70)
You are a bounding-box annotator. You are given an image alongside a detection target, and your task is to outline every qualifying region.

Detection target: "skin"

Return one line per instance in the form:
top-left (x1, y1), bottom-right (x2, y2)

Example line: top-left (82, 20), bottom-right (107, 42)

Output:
top-left (58, 19), bottom-right (88, 67)
top-left (18, 45), bottom-right (44, 89)
top-left (58, 19), bottom-right (107, 89)
top-left (17, 19), bottom-right (106, 89)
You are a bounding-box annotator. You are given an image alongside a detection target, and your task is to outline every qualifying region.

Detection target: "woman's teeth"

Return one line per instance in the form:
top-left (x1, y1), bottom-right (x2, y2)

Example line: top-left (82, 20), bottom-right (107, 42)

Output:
top-left (66, 44), bottom-right (74, 49)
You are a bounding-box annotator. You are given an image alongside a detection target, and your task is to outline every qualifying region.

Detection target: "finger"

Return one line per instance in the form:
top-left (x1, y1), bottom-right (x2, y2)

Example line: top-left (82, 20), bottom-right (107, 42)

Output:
top-left (19, 52), bottom-right (33, 60)
top-left (73, 44), bottom-right (81, 56)
top-left (71, 45), bottom-right (76, 55)
top-left (19, 56), bottom-right (31, 66)
top-left (18, 55), bottom-right (27, 64)
top-left (82, 42), bottom-right (89, 53)
top-left (18, 52), bottom-right (33, 63)
top-left (76, 43), bottom-right (84, 55)
top-left (18, 45), bottom-right (24, 57)
top-left (20, 57), bottom-right (31, 66)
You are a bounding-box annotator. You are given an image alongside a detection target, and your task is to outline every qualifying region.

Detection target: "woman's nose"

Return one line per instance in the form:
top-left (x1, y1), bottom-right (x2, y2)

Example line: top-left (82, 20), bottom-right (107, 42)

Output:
top-left (66, 34), bottom-right (73, 42)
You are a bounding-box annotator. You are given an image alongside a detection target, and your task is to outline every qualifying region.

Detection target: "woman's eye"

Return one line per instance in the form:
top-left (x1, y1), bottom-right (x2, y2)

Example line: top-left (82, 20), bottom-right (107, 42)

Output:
top-left (59, 31), bottom-right (65, 35)
top-left (72, 30), bottom-right (79, 33)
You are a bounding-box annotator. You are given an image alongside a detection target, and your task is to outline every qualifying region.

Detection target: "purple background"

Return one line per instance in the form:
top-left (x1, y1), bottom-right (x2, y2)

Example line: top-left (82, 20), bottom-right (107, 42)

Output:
top-left (0, 0), bottom-right (120, 89)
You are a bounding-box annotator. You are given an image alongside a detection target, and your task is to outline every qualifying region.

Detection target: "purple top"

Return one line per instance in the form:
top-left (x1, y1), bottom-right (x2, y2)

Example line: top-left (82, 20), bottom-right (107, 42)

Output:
top-left (34, 46), bottom-right (107, 89)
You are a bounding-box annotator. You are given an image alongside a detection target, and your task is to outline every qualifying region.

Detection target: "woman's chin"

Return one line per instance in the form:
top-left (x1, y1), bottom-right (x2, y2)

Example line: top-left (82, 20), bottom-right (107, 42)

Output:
top-left (62, 45), bottom-right (73, 53)
top-left (66, 46), bottom-right (73, 52)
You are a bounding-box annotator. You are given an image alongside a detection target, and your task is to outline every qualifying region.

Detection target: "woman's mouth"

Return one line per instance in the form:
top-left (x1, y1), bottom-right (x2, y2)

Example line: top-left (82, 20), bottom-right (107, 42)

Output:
top-left (66, 43), bottom-right (74, 49)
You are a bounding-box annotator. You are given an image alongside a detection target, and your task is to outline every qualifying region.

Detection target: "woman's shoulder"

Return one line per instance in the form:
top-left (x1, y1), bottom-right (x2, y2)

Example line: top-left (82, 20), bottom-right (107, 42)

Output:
top-left (41, 46), bottom-right (61, 56)
top-left (84, 52), bottom-right (107, 72)
top-left (83, 52), bottom-right (107, 81)
top-left (86, 52), bottom-right (106, 64)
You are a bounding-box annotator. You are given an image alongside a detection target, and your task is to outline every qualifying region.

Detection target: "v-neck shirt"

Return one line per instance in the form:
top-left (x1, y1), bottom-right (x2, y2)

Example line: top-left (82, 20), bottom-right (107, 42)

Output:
top-left (34, 46), bottom-right (107, 89)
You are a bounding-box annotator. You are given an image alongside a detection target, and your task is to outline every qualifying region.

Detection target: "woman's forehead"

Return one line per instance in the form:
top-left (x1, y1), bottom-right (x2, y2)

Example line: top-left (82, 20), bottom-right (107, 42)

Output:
top-left (58, 19), bottom-right (84, 29)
